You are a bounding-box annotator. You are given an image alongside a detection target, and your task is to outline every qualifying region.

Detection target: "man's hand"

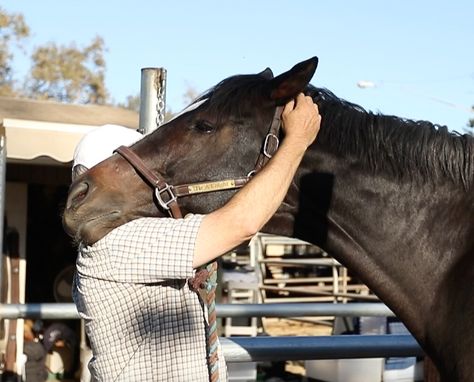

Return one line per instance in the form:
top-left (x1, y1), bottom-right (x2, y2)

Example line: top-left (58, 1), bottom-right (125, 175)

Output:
top-left (194, 93), bottom-right (322, 268)
top-left (282, 93), bottom-right (321, 149)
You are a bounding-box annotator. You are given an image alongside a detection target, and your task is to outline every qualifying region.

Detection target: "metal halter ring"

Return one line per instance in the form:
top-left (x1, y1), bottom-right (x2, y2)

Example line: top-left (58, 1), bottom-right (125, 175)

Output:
top-left (263, 133), bottom-right (279, 158)
top-left (154, 183), bottom-right (177, 211)
top-left (247, 170), bottom-right (256, 178)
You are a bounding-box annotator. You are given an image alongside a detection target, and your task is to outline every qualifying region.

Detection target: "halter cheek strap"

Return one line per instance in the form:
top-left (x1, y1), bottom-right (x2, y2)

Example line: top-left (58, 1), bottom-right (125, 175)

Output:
top-left (114, 145), bottom-right (251, 218)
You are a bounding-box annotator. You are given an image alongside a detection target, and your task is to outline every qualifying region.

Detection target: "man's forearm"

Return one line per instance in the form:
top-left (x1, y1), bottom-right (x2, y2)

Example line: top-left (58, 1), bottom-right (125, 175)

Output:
top-left (194, 138), bottom-right (307, 267)
top-left (225, 138), bottom-right (306, 235)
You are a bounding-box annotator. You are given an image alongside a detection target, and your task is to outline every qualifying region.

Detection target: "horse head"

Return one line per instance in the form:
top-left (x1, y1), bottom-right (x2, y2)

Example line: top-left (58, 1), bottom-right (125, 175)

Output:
top-left (63, 57), bottom-right (318, 245)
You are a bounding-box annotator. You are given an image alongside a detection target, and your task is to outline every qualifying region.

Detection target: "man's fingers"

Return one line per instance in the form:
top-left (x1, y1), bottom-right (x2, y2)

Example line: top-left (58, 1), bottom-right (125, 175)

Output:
top-left (283, 93), bottom-right (318, 116)
top-left (294, 93), bottom-right (306, 108)
top-left (283, 98), bottom-right (295, 115)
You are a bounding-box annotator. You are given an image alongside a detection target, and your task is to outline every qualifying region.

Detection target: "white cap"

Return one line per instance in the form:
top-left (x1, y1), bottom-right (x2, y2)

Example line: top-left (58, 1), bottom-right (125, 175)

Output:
top-left (73, 124), bottom-right (143, 169)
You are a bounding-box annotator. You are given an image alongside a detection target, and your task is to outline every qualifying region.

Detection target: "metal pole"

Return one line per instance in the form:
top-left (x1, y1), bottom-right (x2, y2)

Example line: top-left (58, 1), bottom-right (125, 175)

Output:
top-left (0, 302), bottom-right (394, 320)
top-left (217, 303), bottom-right (394, 317)
top-left (0, 303), bottom-right (79, 320)
top-left (0, 132), bottom-right (6, 305)
top-left (0, 304), bottom-right (422, 362)
top-left (221, 335), bottom-right (424, 362)
top-left (139, 67), bottom-right (167, 135)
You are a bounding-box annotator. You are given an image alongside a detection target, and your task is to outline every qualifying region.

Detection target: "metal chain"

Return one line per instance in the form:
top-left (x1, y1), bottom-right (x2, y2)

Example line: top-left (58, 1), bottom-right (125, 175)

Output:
top-left (155, 72), bottom-right (166, 128)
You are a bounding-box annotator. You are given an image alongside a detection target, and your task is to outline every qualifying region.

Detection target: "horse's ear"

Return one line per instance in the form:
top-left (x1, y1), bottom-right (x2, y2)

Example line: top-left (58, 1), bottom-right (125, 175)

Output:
top-left (259, 67), bottom-right (274, 79)
top-left (268, 57), bottom-right (318, 104)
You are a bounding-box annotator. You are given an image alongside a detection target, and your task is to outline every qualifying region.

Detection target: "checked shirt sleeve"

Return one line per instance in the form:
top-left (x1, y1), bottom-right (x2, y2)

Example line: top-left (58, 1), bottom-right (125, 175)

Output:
top-left (79, 215), bottom-right (204, 284)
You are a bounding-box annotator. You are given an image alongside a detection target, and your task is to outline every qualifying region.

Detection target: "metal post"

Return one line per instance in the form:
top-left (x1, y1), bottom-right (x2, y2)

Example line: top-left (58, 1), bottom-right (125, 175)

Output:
top-left (0, 131), bottom-right (6, 303)
top-left (139, 68), bottom-right (167, 135)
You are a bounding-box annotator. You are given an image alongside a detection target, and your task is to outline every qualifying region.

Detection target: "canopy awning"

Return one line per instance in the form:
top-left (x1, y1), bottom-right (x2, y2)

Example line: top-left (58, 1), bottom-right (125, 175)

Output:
top-left (3, 118), bottom-right (100, 164)
top-left (0, 96), bottom-right (139, 166)
top-left (3, 118), bottom-right (97, 163)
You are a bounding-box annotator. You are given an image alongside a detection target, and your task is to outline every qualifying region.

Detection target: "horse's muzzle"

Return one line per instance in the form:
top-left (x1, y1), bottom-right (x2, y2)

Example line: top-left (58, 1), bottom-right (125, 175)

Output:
top-left (62, 180), bottom-right (91, 238)
top-left (66, 181), bottom-right (90, 211)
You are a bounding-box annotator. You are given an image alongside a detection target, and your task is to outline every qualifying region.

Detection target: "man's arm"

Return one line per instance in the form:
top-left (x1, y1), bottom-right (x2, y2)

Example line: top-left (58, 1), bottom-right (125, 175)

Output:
top-left (194, 94), bottom-right (321, 268)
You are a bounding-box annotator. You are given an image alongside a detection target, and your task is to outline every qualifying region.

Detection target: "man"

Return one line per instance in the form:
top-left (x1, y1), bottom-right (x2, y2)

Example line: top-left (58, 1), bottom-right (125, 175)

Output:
top-left (72, 94), bottom-right (321, 381)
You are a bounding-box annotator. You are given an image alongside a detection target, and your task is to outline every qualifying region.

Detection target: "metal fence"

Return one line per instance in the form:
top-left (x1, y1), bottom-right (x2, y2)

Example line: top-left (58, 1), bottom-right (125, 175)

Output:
top-left (0, 302), bottom-right (422, 361)
top-left (0, 302), bottom-right (394, 320)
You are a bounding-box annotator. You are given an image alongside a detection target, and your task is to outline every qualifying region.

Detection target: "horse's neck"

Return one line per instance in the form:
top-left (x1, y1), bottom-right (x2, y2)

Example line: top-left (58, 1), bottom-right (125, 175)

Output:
top-left (265, 144), bottom-right (473, 368)
top-left (264, 100), bottom-right (474, 378)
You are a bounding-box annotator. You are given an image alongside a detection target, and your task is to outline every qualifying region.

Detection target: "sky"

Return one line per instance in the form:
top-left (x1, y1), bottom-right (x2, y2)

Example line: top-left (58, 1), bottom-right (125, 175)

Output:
top-left (3, 0), bottom-right (474, 132)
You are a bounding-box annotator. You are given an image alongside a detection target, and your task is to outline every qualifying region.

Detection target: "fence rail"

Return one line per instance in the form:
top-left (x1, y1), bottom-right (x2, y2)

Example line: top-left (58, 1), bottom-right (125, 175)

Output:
top-left (222, 335), bottom-right (422, 362)
top-left (0, 303), bottom-right (417, 361)
top-left (0, 302), bottom-right (395, 320)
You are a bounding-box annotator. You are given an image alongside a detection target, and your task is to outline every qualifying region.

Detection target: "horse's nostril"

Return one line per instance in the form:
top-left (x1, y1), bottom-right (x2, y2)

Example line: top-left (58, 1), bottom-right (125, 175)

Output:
top-left (68, 181), bottom-right (90, 209)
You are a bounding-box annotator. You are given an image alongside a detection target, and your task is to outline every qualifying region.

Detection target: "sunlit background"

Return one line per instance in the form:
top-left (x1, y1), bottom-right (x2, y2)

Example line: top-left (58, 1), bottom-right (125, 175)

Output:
top-left (3, 0), bottom-right (474, 131)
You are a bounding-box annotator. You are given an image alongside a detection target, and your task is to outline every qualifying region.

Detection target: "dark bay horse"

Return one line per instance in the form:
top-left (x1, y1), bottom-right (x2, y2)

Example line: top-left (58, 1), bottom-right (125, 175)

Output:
top-left (63, 57), bottom-right (474, 381)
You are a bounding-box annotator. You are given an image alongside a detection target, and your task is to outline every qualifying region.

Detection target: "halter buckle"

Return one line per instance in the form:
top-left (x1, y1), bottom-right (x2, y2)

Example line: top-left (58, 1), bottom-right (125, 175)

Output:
top-left (155, 183), bottom-right (177, 211)
top-left (263, 133), bottom-right (279, 158)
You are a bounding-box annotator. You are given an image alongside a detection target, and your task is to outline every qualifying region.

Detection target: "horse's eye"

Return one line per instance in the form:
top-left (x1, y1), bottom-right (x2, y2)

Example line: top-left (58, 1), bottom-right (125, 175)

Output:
top-left (195, 120), bottom-right (215, 133)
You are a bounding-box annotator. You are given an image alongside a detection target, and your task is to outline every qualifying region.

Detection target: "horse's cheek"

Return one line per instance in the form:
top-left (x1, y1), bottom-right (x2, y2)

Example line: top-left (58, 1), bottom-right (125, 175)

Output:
top-left (217, 127), bottom-right (234, 149)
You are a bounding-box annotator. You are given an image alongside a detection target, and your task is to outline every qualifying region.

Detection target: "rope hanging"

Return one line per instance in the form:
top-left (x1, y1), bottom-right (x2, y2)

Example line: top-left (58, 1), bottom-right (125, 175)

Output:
top-left (189, 261), bottom-right (220, 382)
top-left (204, 261), bottom-right (219, 382)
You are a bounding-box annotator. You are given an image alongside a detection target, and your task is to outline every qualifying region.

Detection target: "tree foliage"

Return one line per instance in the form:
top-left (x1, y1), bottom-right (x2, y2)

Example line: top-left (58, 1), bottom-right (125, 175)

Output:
top-left (118, 94), bottom-right (140, 112)
top-left (27, 36), bottom-right (107, 104)
top-left (182, 84), bottom-right (199, 106)
top-left (0, 7), bottom-right (29, 96)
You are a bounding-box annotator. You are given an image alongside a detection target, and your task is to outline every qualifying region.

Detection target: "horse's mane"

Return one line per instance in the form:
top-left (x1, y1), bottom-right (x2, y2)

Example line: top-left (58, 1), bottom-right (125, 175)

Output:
top-left (308, 86), bottom-right (474, 190)
top-left (194, 74), bottom-right (473, 190)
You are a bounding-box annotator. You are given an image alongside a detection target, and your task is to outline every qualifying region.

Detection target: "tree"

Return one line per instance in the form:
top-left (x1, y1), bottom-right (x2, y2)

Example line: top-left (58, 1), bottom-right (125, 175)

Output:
top-left (118, 94), bottom-right (140, 112)
top-left (26, 36), bottom-right (107, 104)
top-left (182, 84), bottom-right (199, 106)
top-left (0, 7), bottom-right (29, 96)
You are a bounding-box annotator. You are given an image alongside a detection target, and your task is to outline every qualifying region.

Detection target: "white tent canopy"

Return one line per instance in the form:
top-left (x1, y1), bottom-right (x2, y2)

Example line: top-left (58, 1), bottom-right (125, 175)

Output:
top-left (4, 118), bottom-right (97, 164)
top-left (0, 96), bottom-right (139, 165)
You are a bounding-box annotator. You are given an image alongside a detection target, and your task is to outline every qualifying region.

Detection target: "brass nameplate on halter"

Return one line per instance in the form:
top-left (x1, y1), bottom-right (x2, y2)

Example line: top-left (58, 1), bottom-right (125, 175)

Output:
top-left (188, 180), bottom-right (236, 194)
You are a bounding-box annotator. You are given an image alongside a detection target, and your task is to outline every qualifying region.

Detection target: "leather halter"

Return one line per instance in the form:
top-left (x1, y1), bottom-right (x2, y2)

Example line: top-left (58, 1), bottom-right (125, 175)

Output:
top-left (114, 106), bottom-right (284, 219)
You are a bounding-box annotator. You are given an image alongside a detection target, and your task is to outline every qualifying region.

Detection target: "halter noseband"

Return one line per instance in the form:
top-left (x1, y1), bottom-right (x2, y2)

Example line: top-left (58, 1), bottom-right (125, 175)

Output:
top-left (114, 106), bottom-right (284, 219)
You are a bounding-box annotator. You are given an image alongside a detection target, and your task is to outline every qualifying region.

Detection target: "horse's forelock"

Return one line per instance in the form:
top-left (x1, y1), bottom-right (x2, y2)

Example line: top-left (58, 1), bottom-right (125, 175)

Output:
top-left (168, 98), bottom-right (209, 123)
top-left (196, 74), bottom-right (270, 123)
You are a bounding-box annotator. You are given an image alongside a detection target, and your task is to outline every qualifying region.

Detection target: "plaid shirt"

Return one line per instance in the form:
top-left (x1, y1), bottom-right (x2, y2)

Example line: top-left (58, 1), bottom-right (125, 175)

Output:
top-left (73, 215), bottom-right (228, 381)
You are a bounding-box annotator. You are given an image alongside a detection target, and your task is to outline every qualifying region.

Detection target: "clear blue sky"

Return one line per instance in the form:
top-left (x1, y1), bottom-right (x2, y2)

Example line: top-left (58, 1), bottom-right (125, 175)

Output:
top-left (3, 0), bottom-right (474, 131)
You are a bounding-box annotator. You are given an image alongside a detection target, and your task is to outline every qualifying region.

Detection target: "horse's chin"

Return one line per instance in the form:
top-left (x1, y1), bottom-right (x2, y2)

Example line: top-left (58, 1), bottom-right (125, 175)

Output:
top-left (77, 223), bottom-right (114, 246)
top-left (65, 211), bottom-right (123, 246)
